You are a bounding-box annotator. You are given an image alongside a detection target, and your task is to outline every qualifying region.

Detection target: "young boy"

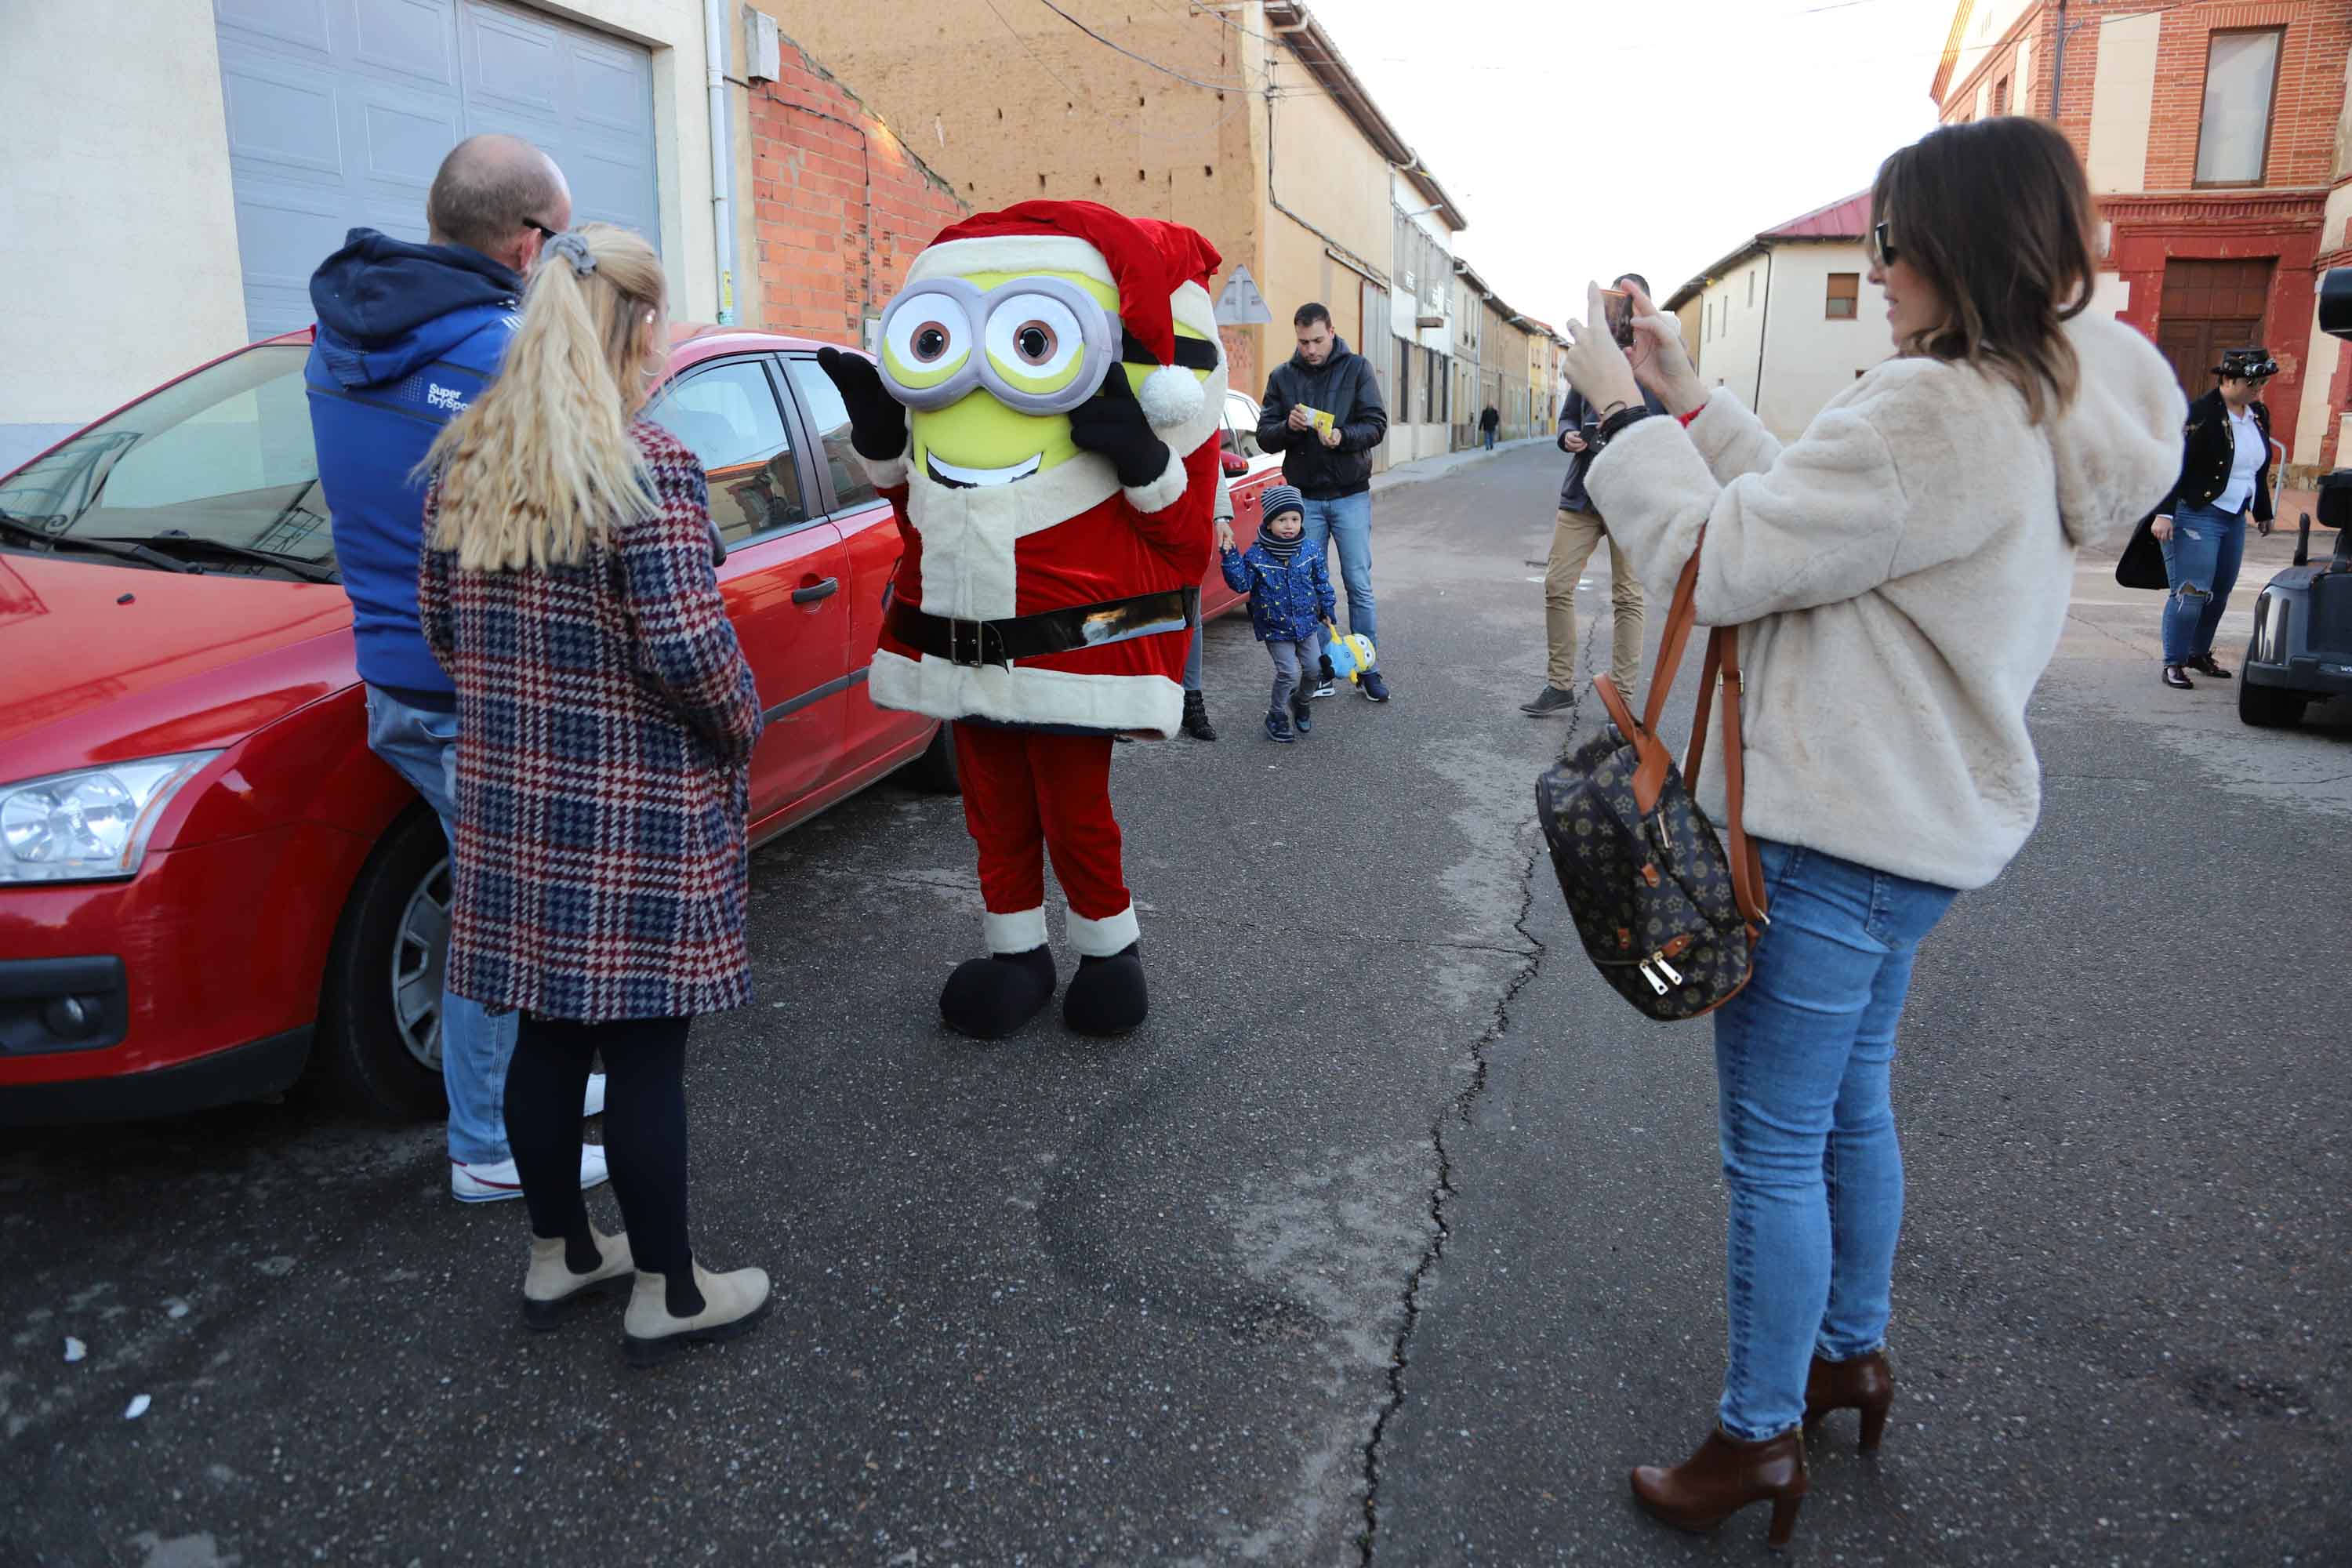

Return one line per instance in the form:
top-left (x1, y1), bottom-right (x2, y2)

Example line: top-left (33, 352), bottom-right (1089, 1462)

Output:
top-left (1218, 484), bottom-right (1336, 742)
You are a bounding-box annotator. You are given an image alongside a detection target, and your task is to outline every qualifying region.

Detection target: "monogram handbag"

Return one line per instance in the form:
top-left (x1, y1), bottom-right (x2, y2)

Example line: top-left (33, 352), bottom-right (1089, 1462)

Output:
top-left (1534, 539), bottom-right (1770, 1020)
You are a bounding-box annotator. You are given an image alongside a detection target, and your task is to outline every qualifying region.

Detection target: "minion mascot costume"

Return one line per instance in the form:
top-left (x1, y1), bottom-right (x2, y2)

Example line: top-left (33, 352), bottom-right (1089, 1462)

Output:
top-left (817, 201), bottom-right (1227, 1040)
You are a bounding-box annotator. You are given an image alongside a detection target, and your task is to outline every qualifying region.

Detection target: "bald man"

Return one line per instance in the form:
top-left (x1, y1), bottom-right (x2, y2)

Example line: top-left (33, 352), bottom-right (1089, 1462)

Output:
top-left (303, 136), bottom-right (607, 1204)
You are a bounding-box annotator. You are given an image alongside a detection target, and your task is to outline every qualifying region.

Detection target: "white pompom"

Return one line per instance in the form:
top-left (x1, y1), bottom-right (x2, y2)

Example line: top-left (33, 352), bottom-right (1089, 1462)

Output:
top-left (1138, 364), bottom-right (1204, 429)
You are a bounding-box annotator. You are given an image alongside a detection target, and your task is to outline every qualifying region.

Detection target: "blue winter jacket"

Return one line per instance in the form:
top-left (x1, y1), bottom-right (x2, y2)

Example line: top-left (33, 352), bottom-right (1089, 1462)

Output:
top-left (1220, 539), bottom-right (1335, 643)
top-left (305, 230), bottom-right (523, 699)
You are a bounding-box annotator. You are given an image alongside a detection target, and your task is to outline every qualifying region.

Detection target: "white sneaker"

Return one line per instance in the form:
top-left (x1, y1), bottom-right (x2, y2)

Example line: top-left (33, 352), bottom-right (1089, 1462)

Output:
top-left (582, 1073), bottom-right (607, 1119)
top-left (451, 1145), bottom-right (611, 1203)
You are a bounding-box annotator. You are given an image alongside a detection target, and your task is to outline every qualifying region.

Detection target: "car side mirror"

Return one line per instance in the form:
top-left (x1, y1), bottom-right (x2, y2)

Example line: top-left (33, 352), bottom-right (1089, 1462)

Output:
top-left (1220, 450), bottom-right (1249, 477)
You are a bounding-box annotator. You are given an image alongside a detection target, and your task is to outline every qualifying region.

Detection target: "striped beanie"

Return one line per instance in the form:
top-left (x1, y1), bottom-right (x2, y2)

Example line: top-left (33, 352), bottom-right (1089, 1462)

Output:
top-left (1258, 483), bottom-right (1304, 524)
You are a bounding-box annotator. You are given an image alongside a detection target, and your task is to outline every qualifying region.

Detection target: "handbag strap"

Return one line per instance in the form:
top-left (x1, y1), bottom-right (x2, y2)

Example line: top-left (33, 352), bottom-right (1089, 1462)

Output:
top-left (1595, 531), bottom-right (1769, 932)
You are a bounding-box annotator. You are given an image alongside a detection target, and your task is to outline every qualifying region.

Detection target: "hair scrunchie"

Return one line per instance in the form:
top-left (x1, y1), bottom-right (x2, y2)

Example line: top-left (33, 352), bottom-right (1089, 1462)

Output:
top-left (544, 230), bottom-right (597, 277)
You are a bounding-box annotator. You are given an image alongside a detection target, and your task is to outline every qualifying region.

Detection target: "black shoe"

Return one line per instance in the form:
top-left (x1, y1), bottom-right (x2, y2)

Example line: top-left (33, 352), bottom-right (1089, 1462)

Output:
top-left (1359, 670), bottom-right (1391, 703)
top-left (2162, 665), bottom-right (2195, 691)
top-left (1290, 698), bottom-right (1312, 735)
top-left (1520, 684), bottom-right (1576, 717)
top-left (1180, 691), bottom-right (1218, 740)
top-left (1064, 942), bottom-right (1148, 1036)
top-left (2190, 654), bottom-right (2233, 680)
top-left (1265, 709), bottom-right (1294, 742)
top-left (939, 946), bottom-right (1058, 1040)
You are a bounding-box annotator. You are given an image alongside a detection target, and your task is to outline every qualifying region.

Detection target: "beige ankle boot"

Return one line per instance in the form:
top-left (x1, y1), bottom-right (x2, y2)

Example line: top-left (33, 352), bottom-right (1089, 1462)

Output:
top-left (521, 1228), bottom-right (633, 1329)
top-left (623, 1261), bottom-right (770, 1367)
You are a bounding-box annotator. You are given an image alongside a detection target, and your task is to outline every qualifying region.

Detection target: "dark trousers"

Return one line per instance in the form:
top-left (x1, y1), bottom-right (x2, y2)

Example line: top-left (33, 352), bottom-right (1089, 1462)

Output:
top-left (506, 1014), bottom-right (694, 1282)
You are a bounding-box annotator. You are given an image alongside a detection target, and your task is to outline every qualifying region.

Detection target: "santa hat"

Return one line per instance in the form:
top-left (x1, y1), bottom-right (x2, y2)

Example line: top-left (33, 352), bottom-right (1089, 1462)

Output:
top-left (908, 199), bottom-right (1223, 430)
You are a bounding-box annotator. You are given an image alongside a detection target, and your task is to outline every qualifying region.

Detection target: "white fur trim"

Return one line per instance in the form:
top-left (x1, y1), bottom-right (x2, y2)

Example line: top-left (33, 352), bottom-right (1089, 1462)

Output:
top-left (858, 451), bottom-right (909, 488)
top-left (1121, 447), bottom-right (1189, 515)
top-left (1066, 903), bottom-right (1139, 957)
top-left (906, 456), bottom-right (1119, 620)
top-left (871, 649), bottom-right (1184, 737)
top-left (1139, 365), bottom-right (1204, 430)
top-left (985, 906), bottom-right (1048, 953)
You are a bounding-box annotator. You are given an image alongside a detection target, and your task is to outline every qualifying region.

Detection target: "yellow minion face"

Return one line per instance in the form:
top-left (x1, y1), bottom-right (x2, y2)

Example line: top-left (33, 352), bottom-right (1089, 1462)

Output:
top-left (876, 267), bottom-right (1214, 488)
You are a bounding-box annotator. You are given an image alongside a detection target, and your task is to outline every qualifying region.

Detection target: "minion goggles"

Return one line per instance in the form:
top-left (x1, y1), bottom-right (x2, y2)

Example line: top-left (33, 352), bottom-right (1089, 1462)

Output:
top-left (877, 275), bottom-right (1217, 416)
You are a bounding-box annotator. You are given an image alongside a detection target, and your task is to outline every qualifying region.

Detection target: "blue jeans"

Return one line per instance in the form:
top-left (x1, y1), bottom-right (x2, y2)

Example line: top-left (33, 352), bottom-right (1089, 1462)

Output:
top-left (1483, 428), bottom-right (1496, 450)
top-left (363, 685), bottom-right (518, 1167)
top-left (1184, 621), bottom-right (1203, 694)
top-left (1711, 840), bottom-right (1958, 1441)
top-left (2159, 501), bottom-right (2245, 665)
top-left (1298, 492), bottom-right (1377, 666)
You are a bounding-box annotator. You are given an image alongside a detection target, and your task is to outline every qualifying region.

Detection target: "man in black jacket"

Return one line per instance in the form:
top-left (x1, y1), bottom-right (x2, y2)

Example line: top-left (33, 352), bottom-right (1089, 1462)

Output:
top-left (1257, 303), bottom-right (1392, 701)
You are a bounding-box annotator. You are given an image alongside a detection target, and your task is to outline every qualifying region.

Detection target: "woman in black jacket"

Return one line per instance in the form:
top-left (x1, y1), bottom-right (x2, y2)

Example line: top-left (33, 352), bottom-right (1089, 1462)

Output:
top-left (2149, 347), bottom-right (2277, 690)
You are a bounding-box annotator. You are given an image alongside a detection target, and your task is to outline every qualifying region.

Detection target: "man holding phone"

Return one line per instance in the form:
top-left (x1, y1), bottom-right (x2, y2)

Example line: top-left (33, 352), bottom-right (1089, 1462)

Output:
top-left (1523, 272), bottom-right (1665, 717)
top-left (1256, 302), bottom-right (1392, 702)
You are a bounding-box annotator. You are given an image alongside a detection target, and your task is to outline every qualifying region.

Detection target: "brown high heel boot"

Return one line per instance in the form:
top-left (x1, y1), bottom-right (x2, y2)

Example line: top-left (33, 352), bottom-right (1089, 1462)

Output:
top-left (1804, 1349), bottom-right (1893, 1451)
top-left (1630, 1427), bottom-right (1808, 1550)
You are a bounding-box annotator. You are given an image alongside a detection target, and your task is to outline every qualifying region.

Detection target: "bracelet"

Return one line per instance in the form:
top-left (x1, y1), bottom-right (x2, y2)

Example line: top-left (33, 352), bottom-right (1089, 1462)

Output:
top-left (1589, 405), bottom-right (1657, 453)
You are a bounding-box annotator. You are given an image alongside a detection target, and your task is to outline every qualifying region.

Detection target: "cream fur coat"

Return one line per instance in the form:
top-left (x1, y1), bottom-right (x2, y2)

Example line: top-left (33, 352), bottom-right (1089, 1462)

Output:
top-left (1586, 317), bottom-right (2184, 890)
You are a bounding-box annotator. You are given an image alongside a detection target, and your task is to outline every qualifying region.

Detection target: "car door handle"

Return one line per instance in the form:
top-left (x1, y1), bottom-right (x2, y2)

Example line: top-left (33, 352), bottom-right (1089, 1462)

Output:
top-left (792, 576), bottom-right (840, 605)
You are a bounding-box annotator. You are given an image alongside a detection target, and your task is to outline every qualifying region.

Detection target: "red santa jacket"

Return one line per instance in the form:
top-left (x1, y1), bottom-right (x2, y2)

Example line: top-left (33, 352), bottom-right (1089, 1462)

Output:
top-left (864, 404), bottom-right (1223, 739)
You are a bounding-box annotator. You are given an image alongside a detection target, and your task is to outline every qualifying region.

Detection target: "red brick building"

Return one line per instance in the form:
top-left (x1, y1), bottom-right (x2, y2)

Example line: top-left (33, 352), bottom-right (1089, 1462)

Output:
top-left (1933, 0), bottom-right (2351, 483)
top-left (738, 27), bottom-right (967, 347)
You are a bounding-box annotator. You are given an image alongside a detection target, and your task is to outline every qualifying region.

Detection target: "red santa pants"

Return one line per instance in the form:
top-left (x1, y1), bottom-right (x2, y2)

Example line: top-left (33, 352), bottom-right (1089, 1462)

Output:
top-left (953, 725), bottom-right (1137, 958)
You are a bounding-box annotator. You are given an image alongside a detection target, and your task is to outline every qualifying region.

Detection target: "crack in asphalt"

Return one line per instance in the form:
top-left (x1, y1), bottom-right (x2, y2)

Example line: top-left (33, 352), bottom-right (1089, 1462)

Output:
top-left (1356, 672), bottom-right (1585, 1566)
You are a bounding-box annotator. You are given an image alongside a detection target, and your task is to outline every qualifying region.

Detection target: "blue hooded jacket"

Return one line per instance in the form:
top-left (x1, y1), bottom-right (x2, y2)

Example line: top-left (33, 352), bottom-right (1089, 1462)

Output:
top-left (305, 229), bottom-right (522, 700)
top-left (1220, 537), bottom-right (1335, 644)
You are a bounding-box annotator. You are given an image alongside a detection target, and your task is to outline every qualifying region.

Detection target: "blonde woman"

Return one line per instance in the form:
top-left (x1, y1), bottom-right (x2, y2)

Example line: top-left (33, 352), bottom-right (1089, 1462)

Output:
top-left (416, 223), bottom-right (769, 1367)
top-left (1559, 118), bottom-right (2182, 1545)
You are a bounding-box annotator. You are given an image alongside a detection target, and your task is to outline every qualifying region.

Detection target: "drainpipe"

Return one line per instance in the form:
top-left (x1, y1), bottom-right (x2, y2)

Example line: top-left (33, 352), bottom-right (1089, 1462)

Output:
top-left (703, 0), bottom-right (738, 325)
top-left (1752, 248), bottom-right (1774, 417)
top-left (2049, 0), bottom-right (2070, 118)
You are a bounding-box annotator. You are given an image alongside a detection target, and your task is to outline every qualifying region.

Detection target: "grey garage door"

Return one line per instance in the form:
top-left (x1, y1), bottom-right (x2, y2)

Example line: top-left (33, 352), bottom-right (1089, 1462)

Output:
top-left (213, 0), bottom-right (661, 339)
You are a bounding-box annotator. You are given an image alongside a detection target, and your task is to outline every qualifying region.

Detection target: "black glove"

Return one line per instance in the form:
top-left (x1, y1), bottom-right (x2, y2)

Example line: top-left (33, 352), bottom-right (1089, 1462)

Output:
top-left (1066, 368), bottom-right (1173, 492)
top-left (815, 347), bottom-right (907, 463)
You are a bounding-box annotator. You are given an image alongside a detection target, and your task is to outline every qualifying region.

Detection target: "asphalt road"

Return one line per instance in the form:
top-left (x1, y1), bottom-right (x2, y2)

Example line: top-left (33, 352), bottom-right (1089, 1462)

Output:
top-left (5, 443), bottom-right (2347, 1568)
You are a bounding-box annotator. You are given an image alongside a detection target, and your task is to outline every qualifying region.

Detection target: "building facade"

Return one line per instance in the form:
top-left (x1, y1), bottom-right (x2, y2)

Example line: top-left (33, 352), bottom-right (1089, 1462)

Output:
top-left (1388, 172), bottom-right (1462, 466)
top-left (1664, 193), bottom-right (1893, 443)
top-left (758, 0), bottom-right (1467, 460)
top-left (1, 0), bottom-right (730, 470)
top-left (1933, 0), bottom-right (2352, 482)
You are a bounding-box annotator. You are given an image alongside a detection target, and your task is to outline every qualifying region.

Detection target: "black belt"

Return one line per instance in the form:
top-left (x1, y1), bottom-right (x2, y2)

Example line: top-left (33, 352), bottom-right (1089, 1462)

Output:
top-left (887, 587), bottom-right (1197, 668)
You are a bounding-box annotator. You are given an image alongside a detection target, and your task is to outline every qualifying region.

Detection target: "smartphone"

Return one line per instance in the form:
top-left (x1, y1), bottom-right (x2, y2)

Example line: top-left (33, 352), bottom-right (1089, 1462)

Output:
top-left (1600, 289), bottom-right (1634, 348)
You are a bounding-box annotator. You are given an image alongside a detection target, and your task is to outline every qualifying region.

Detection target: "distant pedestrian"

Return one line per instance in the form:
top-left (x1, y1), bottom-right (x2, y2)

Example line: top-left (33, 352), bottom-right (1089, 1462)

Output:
top-left (1480, 404), bottom-right (1500, 450)
top-left (2148, 346), bottom-right (2278, 690)
top-left (1523, 271), bottom-right (1660, 718)
top-left (1558, 117), bottom-right (2181, 1547)
top-left (304, 132), bottom-right (610, 1203)
top-left (1219, 484), bottom-right (1334, 742)
top-left (1257, 303), bottom-right (1392, 702)
top-left (416, 222), bottom-right (772, 1366)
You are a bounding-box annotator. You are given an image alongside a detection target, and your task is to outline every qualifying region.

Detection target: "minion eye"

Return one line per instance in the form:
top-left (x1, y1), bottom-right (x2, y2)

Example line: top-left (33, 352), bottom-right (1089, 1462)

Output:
top-left (884, 292), bottom-right (971, 380)
top-left (986, 293), bottom-right (1083, 383)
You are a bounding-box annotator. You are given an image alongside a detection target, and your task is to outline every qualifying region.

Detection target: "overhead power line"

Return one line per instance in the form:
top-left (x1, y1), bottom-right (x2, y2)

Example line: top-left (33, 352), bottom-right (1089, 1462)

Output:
top-left (1029, 0), bottom-right (1249, 93)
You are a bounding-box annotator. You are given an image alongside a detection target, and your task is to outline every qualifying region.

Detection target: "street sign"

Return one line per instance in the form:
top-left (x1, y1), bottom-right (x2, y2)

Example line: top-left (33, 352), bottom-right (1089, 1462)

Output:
top-left (1214, 264), bottom-right (1272, 326)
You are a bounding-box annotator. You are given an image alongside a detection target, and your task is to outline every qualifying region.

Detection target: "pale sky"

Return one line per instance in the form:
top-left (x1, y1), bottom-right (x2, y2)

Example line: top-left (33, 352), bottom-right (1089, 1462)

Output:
top-left (1306, 0), bottom-right (1951, 327)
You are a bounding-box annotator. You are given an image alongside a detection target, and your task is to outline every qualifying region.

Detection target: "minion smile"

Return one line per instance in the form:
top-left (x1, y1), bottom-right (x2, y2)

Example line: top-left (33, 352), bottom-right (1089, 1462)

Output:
top-left (925, 452), bottom-right (1044, 489)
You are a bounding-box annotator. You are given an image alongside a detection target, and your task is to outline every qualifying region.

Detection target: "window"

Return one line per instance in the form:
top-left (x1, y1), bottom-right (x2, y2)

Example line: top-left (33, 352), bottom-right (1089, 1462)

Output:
top-left (0, 344), bottom-right (334, 576)
top-left (1224, 389), bottom-right (1265, 457)
top-left (1825, 273), bottom-right (1860, 320)
top-left (785, 356), bottom-right (877, 510)
top-left (1992, 74), bottom-right (2009, 115)
top-left (1747, 270), bottom-right (1756, 308)
top-left (2195, 29), bottom-right (2283, 186)
top-left (1397, 341), bottom-right (1412, 427)
top-left (646, 358), bottom-right (805, 543)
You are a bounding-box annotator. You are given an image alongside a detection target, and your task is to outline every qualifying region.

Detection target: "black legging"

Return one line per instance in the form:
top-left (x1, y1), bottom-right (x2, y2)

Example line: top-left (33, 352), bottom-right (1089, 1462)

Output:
top-left (504, 1014), bottom-right (702, 1316)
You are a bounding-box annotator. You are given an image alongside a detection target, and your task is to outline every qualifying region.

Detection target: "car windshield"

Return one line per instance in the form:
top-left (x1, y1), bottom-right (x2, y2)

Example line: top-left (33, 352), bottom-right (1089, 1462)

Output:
top-left (0, 346), bottom-right (334, 579)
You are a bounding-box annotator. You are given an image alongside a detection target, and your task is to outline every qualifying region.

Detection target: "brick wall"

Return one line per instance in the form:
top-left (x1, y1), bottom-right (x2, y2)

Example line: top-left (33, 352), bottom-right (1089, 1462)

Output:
top-left (742, 33), bottom-right (967, 347)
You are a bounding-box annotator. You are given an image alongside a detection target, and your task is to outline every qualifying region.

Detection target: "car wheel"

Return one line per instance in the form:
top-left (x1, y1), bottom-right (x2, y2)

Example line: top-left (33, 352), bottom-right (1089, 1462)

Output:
top-left (314, 805), bottom-right (452, 1120)
top-left (910, 719), bottom-right (961, 793)
top-left (2238, 679), bottom-right (2308, 729)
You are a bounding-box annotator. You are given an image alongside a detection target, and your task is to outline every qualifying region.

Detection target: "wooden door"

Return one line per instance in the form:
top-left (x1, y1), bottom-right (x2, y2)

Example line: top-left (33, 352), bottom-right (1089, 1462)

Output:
top-left (2157, 259), bottom-right (2273, 398)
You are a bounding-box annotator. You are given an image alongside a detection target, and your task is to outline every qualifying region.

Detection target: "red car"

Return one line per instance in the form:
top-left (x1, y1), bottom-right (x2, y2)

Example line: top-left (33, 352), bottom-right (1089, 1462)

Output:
top-left (0, 328), bottom-right (1275, 1123)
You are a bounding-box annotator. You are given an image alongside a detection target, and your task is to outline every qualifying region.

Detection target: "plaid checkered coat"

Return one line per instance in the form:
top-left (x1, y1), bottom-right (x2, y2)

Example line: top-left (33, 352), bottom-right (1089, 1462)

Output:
top-left (419, 421), bottom-right (764, 1022)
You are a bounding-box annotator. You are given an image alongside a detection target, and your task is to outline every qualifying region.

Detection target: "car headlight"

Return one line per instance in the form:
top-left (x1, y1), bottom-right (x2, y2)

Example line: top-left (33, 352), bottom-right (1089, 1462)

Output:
top-left (0, 753), bottom-right (220, 885)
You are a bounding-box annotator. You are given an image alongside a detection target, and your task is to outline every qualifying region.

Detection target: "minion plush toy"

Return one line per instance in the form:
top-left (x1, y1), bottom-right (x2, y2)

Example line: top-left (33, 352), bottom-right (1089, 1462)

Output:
top-left (817, 201), bottom-right (1227, 1040)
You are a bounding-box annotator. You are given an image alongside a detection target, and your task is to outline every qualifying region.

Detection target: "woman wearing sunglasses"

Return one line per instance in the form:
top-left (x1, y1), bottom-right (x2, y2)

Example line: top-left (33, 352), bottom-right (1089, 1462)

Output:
top-left (1556, 117), bottom-right (2183, 1547)
top-left (2145, 346), bottom-right (2280, 690)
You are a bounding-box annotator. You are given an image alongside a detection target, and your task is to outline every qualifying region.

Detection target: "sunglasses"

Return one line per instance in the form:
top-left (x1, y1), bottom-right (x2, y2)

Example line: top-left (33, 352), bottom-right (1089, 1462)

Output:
top-left (523, 218), bottom-right (561, 241)
top-left (1871, 222), bottom-right (1899, 267)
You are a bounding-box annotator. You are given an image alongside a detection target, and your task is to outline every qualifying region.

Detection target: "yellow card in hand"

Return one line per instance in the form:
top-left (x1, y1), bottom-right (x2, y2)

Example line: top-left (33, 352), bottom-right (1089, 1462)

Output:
top-left (1303, 407), bottom-right (1336, 436)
